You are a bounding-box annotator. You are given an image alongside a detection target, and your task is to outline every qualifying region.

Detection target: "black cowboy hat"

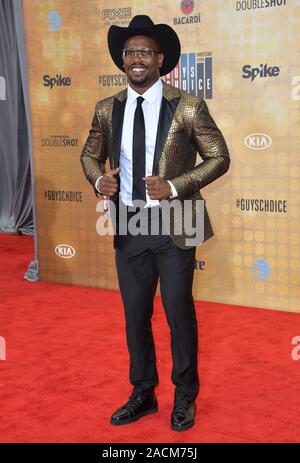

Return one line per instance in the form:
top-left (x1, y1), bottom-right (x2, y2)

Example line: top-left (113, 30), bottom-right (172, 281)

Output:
top-left (107, 15), bottom-right (181, 76)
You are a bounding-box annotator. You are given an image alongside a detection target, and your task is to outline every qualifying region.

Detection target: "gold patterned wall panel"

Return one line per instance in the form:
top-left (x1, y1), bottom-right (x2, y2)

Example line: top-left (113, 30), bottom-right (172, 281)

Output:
top-left (23, 0), bottom-right (300, 312)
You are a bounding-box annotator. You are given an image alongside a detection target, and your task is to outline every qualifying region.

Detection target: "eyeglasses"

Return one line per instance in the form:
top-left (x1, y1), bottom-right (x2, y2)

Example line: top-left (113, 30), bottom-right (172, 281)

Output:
top-left (122, 48), bottom-right (160, 59)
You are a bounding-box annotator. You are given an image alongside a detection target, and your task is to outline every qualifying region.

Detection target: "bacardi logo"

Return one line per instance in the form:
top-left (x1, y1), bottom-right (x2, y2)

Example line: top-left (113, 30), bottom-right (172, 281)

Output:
top-left (181, 0), bottom-right (194, 14)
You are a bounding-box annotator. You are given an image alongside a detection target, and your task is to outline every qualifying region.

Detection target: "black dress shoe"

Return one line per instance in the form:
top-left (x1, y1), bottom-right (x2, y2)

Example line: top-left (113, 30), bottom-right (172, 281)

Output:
top-left (110, 392), bottom-right (158, 426)
top-left (171, 395), bottom-right (195, 432)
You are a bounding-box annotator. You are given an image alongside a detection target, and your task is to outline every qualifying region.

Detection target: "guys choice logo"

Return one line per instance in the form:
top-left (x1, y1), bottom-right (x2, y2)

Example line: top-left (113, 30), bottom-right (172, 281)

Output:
top-left (165, 52), bottom-right (212, 99)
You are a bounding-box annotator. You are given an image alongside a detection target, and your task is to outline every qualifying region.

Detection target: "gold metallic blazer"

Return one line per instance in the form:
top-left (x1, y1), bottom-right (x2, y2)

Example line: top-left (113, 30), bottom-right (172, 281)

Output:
top-left (81, 81), bottom-right (230, 249)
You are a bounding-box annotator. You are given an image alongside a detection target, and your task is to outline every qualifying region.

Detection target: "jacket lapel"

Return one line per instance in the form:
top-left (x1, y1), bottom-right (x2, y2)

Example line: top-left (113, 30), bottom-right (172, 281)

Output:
top-left (111, 84), bottom-right (180, 174)
top-left (112, 94), bottom-right (127, 168)
top-left (152, 89), bottom-right (180, 175)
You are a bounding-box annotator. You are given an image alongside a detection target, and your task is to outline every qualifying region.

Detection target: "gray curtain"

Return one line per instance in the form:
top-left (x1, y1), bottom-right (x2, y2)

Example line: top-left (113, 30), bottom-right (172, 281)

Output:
top-left (0, 0), bottom-right (38, 280)
top-left (0, 0), bottom-right (34, 235)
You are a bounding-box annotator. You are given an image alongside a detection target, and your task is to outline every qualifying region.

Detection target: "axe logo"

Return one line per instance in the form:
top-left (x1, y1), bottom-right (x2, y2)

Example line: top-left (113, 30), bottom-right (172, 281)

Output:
top-left (101, 8), bottom-right (132, 23)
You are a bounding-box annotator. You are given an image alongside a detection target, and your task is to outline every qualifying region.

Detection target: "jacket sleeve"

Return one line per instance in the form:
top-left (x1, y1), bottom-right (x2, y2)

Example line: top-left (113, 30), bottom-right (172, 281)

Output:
top-left (80, 104), bottom-right (107, 196)
top-left (170, 98), bottom-right (230, 200)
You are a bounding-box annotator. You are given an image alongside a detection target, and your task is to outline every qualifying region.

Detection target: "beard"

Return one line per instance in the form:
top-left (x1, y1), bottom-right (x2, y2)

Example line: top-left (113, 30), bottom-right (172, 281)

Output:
top-left (127, 64), bottom-right (149, 87)
top-left (129, 76), bottom-right (148, 87)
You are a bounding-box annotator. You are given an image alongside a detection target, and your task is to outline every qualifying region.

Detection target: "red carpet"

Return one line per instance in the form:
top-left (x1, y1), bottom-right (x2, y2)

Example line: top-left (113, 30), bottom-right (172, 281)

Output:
top-left (0, 234), bottom-right (299, 443)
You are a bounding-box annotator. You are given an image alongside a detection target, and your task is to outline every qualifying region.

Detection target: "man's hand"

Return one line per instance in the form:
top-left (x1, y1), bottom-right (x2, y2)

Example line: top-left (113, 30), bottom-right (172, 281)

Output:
top-left (98, 167), bottom-right (120, 196)
top-left (143, 176), bottom-right (172, 200)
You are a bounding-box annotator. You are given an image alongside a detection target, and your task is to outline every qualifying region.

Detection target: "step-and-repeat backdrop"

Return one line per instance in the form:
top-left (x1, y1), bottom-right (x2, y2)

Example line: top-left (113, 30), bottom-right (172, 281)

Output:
top-left (23, 0), bottom-right (300, 312)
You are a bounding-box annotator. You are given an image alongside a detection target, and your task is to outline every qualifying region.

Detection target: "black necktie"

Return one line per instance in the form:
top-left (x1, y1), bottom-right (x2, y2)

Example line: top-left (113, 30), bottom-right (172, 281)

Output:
top-left (132, 96), bottom-right (146, 202)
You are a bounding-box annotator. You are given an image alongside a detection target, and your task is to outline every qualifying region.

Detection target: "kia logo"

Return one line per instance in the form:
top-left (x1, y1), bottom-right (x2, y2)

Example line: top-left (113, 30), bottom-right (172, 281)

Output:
top-left (55, 244), bottom-right (76, 258)
top-left (244, 133), bottom-right (272, 150)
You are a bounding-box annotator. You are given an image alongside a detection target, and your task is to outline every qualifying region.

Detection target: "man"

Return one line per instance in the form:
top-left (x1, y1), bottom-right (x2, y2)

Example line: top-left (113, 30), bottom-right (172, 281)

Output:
top-left (81, 15), bottom-right (230, 432)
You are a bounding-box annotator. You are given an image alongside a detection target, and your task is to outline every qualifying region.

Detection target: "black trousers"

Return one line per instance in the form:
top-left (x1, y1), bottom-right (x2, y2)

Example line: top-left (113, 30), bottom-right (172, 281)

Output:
top-left (115, 205), bottom-right (199, 401)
